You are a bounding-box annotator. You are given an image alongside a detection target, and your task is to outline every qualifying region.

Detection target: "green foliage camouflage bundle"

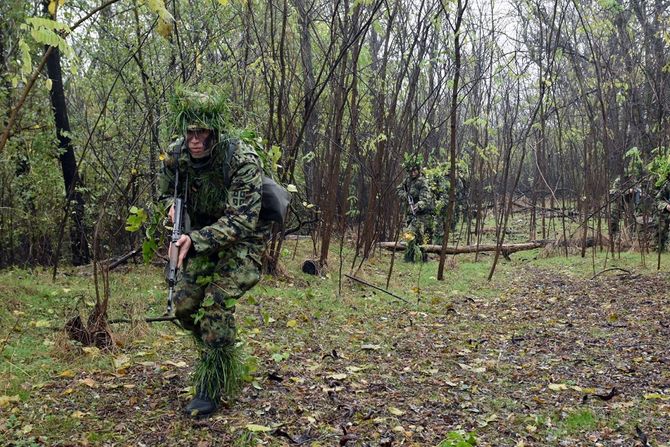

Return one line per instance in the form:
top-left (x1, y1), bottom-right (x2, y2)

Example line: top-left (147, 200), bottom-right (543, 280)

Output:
top-left (168, 86), bottom-right (230, 135)
top-left (193, 343), bottom-right (246, 401)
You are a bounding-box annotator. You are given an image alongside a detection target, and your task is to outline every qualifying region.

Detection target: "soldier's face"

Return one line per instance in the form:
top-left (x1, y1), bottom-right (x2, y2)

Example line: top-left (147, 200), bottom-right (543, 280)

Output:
top-left (410, 167), bottom-right (419, 178)
top-left (186, 129), bottom-right (212, 159)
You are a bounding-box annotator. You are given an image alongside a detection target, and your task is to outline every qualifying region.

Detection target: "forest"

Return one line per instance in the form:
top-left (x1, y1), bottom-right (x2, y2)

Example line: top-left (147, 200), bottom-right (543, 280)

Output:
top-left (1, 0), bottom-right (669, 445)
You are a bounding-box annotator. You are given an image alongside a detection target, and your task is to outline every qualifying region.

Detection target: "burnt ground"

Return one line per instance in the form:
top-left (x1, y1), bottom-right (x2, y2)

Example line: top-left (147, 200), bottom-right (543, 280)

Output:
top-left (1, 264), bottom-right (669, 446)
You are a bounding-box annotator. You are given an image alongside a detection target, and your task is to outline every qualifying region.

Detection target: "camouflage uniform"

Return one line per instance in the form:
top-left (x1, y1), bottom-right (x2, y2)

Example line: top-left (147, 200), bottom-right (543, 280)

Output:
top-left (158, 135), bottom-right (269, 408)
top-left (397, 173), bottom-right (434, 261)
top-left (655, 179), bottom-right (670, 250)
top-left (609, 175), bottom-right (640, 237)
top-left (431, 172), bottom-right (465, 243)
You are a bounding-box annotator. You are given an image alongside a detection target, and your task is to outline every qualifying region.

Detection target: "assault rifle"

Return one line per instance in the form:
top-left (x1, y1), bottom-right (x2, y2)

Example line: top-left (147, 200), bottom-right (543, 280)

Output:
top-left (404, 182), bottom-right (417, 217)
top-left (166, 142), bottom-right (187, 316)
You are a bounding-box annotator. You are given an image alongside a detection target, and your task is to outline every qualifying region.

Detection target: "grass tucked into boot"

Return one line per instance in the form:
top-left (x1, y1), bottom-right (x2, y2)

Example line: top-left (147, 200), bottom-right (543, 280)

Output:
top-left (192, 343), bottom-right (245, 402)
top-left (404, 239), bottom-right (421, 262)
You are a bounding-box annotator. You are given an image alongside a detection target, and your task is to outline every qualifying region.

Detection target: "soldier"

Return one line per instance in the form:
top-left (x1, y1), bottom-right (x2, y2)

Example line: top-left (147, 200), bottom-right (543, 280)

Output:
top-left (397, 160), bottom-right (434, 262)
top-left (610, 173), bottom-right (641, 238)
top-left (430, 164), bottom-right (465, 244)
top-left (158, 89), bottom-right (270, 417)
top-left (655, 174), bottom-right (670, 251)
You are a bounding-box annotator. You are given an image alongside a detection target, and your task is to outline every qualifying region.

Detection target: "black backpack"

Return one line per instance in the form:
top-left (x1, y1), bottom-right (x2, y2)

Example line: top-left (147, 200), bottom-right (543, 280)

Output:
top-left (223, 139), bottom-right (291, 226)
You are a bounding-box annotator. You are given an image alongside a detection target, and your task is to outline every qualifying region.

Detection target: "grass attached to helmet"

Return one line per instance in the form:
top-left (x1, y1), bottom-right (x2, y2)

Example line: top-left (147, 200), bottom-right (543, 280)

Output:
top-left (169, 87), bottom-right (230, 136)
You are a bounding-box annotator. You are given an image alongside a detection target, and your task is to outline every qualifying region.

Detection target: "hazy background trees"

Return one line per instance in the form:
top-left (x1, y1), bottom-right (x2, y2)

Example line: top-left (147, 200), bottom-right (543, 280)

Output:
top-left (1, 0), bottom-right (668, 270)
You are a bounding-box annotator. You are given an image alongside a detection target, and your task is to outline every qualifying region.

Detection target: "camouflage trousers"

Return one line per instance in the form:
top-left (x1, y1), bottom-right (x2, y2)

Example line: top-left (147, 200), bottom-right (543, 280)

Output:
top-left (172, 250), bottom-right (261, 349)
top-left (404, 213), bottom-right (433, 262)
top-left (657, 213), bottom-right (670, 251)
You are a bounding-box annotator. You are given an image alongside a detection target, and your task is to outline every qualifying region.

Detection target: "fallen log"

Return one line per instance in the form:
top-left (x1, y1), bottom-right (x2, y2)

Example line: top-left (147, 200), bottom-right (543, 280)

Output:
top-left (378, 240), bottom-right (552, 255)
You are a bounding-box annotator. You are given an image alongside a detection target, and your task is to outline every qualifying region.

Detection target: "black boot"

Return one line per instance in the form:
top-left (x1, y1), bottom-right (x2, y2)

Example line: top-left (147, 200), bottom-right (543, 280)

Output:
top-left (184, 391), bottom-right (218, 417)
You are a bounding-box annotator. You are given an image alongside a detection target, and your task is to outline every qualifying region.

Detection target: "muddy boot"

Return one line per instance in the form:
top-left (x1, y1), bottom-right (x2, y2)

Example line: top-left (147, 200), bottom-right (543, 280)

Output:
top-left (184, 391), bottom-right (218, 417)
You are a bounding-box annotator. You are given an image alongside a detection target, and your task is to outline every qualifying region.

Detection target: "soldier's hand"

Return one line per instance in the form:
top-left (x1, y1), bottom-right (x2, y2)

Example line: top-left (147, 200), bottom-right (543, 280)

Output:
top-left (168, 205), bottom-right (175, 224)
top-left (168, 234), bottom-right (192, 268)
top-left (666, 204), bottom-right (670, 213)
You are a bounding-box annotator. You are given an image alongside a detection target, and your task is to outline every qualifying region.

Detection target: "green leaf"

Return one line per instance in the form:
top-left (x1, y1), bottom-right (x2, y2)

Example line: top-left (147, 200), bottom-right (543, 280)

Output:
top-left (142, 239), bottom-right (157, 263)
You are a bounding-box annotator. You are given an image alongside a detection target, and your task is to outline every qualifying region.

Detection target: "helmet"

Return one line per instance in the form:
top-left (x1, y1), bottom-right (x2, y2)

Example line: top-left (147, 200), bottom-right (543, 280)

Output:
top-left (169, 88), bottom-right (228, 134)
top-left (405, 161), bottom-right (421, 172)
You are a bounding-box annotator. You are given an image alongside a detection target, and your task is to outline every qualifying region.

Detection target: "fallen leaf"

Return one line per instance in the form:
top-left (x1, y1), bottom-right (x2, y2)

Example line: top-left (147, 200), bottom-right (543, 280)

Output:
top-left (246, 424), bottom-right (272, 432)
top-left (286, 319), bottom-right (298, 328)
top-left (328, 373), bottom-right (347, 380)
top-left (79, 378), bottom-right (98, 388)
top-left (164, 360), bottom-right (188, 368)
top-left (82, 347), bottom-right (100, 357)
top-left (548, 383), bottom-right (568, 391)
top-left (0, 395), bottom-right (20, 407)
top-left (389, 406), bottom-right (405, 416)
top-left (361, 344), bottom-right (381, 350)
top-left (113, 354), bottom-right (131, 370)
top-left (71, 411), bottom-right (86, 419)
top-left (59, 370), bottom-right (76, 378)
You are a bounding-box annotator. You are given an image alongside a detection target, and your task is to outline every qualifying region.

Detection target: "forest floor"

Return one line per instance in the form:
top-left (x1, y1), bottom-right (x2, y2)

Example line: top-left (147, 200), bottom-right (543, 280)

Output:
top-left (1, 240), bottom-right (669, 446)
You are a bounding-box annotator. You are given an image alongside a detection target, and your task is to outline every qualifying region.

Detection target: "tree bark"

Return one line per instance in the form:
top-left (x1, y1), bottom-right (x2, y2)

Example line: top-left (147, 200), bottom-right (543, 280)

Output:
top-left (45, 2), bottom-right (90, 266)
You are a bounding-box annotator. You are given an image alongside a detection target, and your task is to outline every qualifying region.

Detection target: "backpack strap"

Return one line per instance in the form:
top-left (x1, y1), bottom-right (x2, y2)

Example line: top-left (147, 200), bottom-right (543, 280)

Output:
top-left (222, 138), bottom-right (238, 189)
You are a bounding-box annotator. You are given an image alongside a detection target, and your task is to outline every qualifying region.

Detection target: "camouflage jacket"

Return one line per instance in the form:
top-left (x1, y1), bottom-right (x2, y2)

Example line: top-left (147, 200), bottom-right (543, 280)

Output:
top-left (656, 180), bottom-right (670, 213)
top-left (397, 175), bottom-right (434, 214)
top-left (158, 135), bottom-right (269, 265)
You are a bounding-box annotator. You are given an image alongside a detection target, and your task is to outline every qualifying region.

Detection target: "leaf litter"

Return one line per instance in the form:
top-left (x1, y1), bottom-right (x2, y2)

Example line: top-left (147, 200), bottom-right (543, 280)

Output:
top-left (1, 265), bottom-right (669, 445)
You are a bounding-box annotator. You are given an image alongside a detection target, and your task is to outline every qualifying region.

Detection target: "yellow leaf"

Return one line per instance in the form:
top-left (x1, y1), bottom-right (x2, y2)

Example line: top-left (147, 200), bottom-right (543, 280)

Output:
top-left (61, 388), bottom-right (75, 395)
top-left (33, 320), bottom-right (50, 328)
top-left (159, 152), bottom-right (167, 161)
top-left (59, 370), bottom-right (76, 378)
top-left (218, 0), bottom-right (229, 5)
top-left (71, 411), bottom-right (86, 419)
top-left (388, 406), bottom-right (405, 416)
top-left (79, 378), bottom-right (97, 388)
top-left (164, 360), bottom-right (188, 368)
top-left (46, 78), bottom-right (53, 91)
top-left (82, 346), bottom-right (100, 357)
top-left (286, 319), bottom-right (298, 328)
top-left (246, 424), bottom-right (272, 432)
top-left (21, 424), bottom-right (33, 434)
top-left (548, 383), bottom-right (568, 391)
top-left (156, 19), bottom-right (172, 38)
top-left (0, 395), bottom-right (20, 407)
top-left (644, 393), bottom-right (670, 400)
top-left (48, 1), bottom-right (57, 15)
top-left (113, 354), bottom-right (131, 370)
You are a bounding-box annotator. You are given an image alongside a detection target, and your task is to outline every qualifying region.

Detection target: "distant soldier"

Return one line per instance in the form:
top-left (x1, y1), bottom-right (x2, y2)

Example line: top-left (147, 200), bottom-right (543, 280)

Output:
top-left (609, 173), bottom-right (641, 238)
top-left (397, 160), bottom-right (434, 262)
top-left (655, 174), bottom-right (670, 251)
top-left (430, 165), bottom-right (465, 244)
